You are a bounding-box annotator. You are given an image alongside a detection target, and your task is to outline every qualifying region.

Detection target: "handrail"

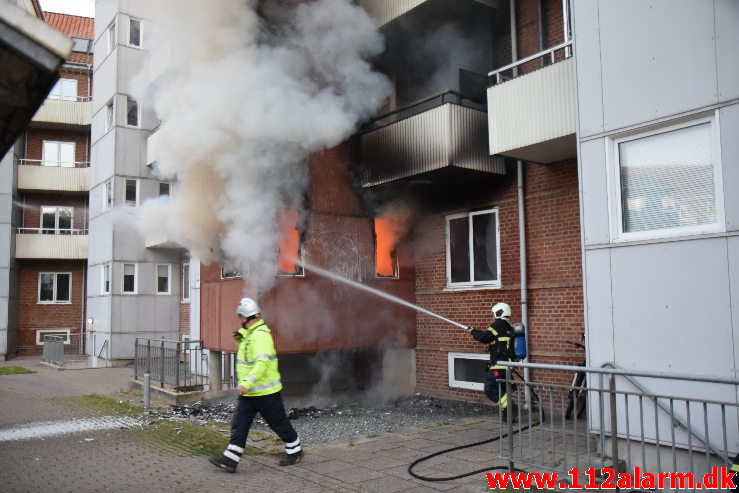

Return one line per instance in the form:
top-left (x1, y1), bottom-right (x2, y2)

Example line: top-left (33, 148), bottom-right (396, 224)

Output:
top-left (17, 227), bottom-right (88, 235)
top-left (47, 95), bottom-right (92, 102)
top-left (19, 158), bottom-right (90, 169)
top-left (488, 40), bottom-right (573, 84)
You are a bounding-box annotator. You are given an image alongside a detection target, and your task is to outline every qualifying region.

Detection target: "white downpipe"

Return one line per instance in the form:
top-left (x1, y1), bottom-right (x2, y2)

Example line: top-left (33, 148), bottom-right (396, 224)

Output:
top-left (517, 160), bottom-right (531, 408)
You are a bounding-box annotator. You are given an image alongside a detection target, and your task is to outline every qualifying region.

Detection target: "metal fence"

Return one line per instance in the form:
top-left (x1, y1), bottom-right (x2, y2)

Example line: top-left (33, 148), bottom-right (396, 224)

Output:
top-left (496, 361), bottom-right (739, 491)
top-left (134, 338), bottom-right (207, 391)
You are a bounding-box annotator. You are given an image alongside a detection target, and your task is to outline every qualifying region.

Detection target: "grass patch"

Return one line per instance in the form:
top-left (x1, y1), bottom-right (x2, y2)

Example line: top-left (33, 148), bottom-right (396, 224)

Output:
top-left (0, 366), bottom-right (36, 375)
top-left (52, 394), bottom-right (143, 416)
top-left (141, 420), bottom-right (250, 456)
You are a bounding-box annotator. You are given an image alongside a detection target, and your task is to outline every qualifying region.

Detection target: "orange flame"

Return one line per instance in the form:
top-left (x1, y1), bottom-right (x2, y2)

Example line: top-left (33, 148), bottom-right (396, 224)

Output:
top-left (375, 217), bottom-right (399, 277)
top-left (278, 210), bottom-right (300, 273)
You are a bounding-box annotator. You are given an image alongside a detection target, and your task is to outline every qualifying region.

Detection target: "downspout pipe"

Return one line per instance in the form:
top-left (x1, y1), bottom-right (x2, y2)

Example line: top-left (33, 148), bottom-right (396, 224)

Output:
top-left (517, 160), bottom-right (530, 408)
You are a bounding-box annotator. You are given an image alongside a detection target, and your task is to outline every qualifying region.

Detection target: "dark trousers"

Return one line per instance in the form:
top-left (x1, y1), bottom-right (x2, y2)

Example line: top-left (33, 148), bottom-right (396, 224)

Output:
top-left (229, 392), bottom-right (298, 450)
top-left (484, 369), bottom-right (508, 408)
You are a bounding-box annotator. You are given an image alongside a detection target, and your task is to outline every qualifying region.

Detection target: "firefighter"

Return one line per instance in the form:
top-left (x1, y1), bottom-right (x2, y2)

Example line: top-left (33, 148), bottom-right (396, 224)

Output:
top-left (208, 297), bottom-right (303, 473)
top-left (467, 302), bottom-right (518, 421)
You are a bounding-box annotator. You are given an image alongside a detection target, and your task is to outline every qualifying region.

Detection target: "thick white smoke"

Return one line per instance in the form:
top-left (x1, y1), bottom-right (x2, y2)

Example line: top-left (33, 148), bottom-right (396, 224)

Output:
top-left (135, 0), bottom-right (390, 289)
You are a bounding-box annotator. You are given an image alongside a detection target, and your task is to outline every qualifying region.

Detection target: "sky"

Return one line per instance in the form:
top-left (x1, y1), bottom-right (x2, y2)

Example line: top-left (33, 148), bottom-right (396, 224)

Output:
top-left (38, 0), bottom-right (94, 16)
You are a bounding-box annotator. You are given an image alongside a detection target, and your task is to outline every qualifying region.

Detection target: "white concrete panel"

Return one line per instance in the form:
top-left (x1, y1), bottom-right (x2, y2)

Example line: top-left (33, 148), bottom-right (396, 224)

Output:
top-left (90, 132), bottom-right (116, 187)
top-left (94, 0), bottom-right (118, 41)
top-left (87, 214), bottom-right (114, 264)
top-left (572, 0), bottom-right (604, 138)
top-left (92, 51), bottom-right (118, 115)
top-left (579, 138), bottom-right (610, 246)
top-left (720, 103), bottom-right (739, 232)
top-left (715, 0), bottom-right (739, 102)
top-left (610, 238), bottom-right (733, 398)
top-left (598, 0), bottom-right (718, 131)
top-left (729, 236), bottom-right (739, 380)
top-left (583, 248), bottom-right (614, 366)
top-left (116, 128), bottom-right (147, 177)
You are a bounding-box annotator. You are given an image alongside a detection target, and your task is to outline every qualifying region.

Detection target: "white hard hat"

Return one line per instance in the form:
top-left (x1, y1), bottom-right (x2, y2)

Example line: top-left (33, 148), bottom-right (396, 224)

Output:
top-left (491, 302), bottom-right (511, 319)
top-left (236, 297), bottom-right (260, 317)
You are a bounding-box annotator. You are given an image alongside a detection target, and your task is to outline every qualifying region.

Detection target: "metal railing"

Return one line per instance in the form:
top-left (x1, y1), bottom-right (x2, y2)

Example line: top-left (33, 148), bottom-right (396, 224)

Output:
top-left (17, 227), bottom-right (88, 235)
top-left (42, 335), bottom-right (65, 365)
top-left (134, 338), bottom-right (207, 391)
top-left (19, 158), bottom-right (90, 168)
top-left (497, 361), bottom-right (739, 491)
top-left (488, 40), bottom-right (573, 85)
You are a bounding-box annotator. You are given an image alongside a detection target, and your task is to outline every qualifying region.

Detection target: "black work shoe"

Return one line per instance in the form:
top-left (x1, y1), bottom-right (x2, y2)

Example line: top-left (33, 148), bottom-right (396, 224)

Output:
top-left (208, 455), bottom-right (237, 473)
top-left (279, 450), bottom-right (304, 466)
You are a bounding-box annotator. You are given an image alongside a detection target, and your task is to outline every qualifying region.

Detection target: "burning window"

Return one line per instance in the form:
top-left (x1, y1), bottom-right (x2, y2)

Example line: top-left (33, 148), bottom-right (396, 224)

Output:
top-left (446, 208), bottom-right (500, 288)
top-left (374, 217), bottom-right (399, 278)
top-left (277, 210), bottom-right (304, 276)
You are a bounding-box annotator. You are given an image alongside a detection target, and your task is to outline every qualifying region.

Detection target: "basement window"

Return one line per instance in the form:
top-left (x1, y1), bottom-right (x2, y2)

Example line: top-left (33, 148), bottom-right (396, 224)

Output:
top-left (448, 352), bottom-right (488, 391)
top-left (277, 210), bottom-right (304, 277)
top-left (36, 329), bottom-right (71, 346)
top-left (445, 208), bottom-right (500, 290)
top-left (38, 273), bottom-right (71, 303)
top-left (374, 217), bottom-right (399, 278)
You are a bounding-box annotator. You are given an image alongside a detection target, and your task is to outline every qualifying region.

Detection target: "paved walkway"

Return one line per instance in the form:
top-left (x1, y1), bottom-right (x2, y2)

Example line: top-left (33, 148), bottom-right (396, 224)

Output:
top-left (0, 357), bottom-right (511, 492)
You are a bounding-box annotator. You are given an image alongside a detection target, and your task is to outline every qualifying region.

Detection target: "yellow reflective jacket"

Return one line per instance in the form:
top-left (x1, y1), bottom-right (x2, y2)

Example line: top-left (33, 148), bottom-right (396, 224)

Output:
top-left (235, 319), bottom-right (282, 397)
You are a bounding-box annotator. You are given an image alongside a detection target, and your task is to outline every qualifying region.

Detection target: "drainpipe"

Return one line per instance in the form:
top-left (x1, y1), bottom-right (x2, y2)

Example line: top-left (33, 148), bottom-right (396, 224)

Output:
top-left (517, 160), bottom-right (530, 408)
top-left (509, 0), bottom-right (518, 77)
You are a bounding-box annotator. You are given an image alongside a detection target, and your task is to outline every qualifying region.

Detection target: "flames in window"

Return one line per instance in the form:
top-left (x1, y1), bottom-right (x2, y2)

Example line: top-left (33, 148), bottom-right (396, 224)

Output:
top-left (374, 217), bottom-right (400, 278)
top-left (278, 210), bottom-right (302, 275)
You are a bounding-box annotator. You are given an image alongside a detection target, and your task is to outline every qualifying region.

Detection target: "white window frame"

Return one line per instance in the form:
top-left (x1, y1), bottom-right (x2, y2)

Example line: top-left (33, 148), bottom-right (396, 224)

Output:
top-left (42, 140), bottom-right (75, 167)
top-left (48, 78), bottom-right (78, 101)
top-left (36, 328), bottom-right (71, 346)
top-left (106, 20), bottom-right (116, 55)
top-left (40, 206), bottom-right (73, 234)
top-left (182, 263), bottom-right (190, 301)
top-left (445, 208), bottom-right (501, 290)
top-left (101, 263), bottom-right (111, 295)
top-left (124, 179), bottom-right (138, 207)
top-left (105, 98), bottom-right (114, 133)
top-left (156, 264), bottom-right (171, 295)
top-left (122, 263), bottom-right (137, 294)
top-left (38, 272), bottom-right (72, 304)
top-left (447, 352), bottom-right (489, 391)
top-left (128, 17), bottom-right (142, 47)
top-left (126, 95), bottom-right (139, 127)
top-left (607, 112), bottom-right (725, 243)
top-left (103, 180), bottom-right (113, 210)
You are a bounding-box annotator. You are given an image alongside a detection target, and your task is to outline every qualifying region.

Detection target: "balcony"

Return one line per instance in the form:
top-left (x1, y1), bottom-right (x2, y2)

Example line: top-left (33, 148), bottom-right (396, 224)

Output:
top-left (15, 228), bottom-right (88, 259)
top-left (359, 0), bottom-right (503, 28)
top-left (18, 159), bottom-right (90, 192)
top-left (487, 43), bottom-right (576, 164)
top-left (360, 91), bottom-right (505, 187)
top-left (30, 96), bottom-right (92, 129)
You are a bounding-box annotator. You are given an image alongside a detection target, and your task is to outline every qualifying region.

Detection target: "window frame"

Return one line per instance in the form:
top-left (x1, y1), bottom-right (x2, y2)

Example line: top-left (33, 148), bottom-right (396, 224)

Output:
top-left (106, 20), bottom-right (116, 55)
top-left (447, 352), bottom-right (489, 391)
top-left (103, 180), bottom-right (113, 210)
top-left (122, 263), bottom-right (137, 294)
top-left (444, 208), bottom-right (501, 290)
top-left (124, 179), bottom-right (138, 207)
top-left (42, 140), bottom-right (75, 167)
top-left (128, 17), bottom-right (142, 47)
top-left (48, 78), bottom-right (78, 101)
top-left (101, 263), bottom-right (111, 295)
top-left (374, 217), bottom-right (399, 279)
top-left (607, 112), bottom-right (725, 242)
top-left (38, 272), bottom-right (72, 304)
top-left (40, 206), bottom-right (73, 235)
top-left (156, 264), bottom-right (171, 295)
top-left (36, 328), bottom-right (71, 346)
top-left (105, 98), bottom-right (114, 133)
top-left (182, 263), bottom-right (190, 301)
top-left (125, 95), bottom-right (139, 127)
top-left (221, 265), bottom-right (242, 279)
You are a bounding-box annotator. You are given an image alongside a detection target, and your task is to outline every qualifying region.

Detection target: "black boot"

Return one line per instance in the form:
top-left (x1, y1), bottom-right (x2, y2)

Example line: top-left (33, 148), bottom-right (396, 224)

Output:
top-left (208, 455), bottom-right (237, 473)
top-left (279, 450), bottom-right (304, 466)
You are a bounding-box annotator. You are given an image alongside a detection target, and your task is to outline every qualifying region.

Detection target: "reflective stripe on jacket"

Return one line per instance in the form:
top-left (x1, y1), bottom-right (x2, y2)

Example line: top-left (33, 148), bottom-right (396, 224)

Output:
top-left (235, 319), bottom-right (282, 397)
top-left (487, 318), bottom-right (514, 370)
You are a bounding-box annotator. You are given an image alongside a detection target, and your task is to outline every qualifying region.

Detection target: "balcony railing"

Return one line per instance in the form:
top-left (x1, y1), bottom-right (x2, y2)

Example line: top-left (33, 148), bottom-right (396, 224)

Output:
top-left (489, 41), bottom-right (573, 85)
top-left (17, 227), bottom-right (88, 235)
top-left (20, 158), bottom-right (90, 169)
top-left (31, 98), bottom-right (92, 127)
top-left (15, 230), bottom-right (88, 259)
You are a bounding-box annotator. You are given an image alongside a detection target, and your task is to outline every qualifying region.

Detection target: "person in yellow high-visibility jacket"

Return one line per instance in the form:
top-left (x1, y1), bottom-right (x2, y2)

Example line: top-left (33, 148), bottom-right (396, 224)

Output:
top-left (209, 298), bottom-right (303, 473)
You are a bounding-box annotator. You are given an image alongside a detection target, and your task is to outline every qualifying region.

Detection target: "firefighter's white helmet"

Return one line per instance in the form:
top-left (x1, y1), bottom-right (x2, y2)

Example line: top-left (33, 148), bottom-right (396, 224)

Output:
top-left (491, 302), bottom-right (511, 319)
top-left (236, 298), bottom-right (260, 318)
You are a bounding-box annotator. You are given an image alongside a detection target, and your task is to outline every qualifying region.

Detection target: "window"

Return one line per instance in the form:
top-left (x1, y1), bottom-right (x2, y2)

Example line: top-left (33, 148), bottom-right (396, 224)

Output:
top-left (374, 217), bottom-right (399, 278)
top-left (446, 209), bottom-right (500, 288)
top-left (122, 263), bottom-right (137, 293)
top-left (48, 78), bottom-right (78, 101)
top-left (221, 265), bottom-right (242, 279)
top-left (107, 21), bottom-right (116, 54)
top-left (126, 96), bottom-right (139, 127)
top-left (129, 18), bottom-right (142, 47)
top-left (104, 180), bottom-right (113, 210)
top-left (611, 115), bottom-right (724, 240)
top-left (277, 210), bottom-right (304, 276)
top-left (159, 182), bottom-right (170, 197)
top-left (182, 263), bottom-right (190, 301)
top-left (157, 264), bottom-right (170, 294)
top-left (39, 272), bottom-right (71, 303)
top-left (448, 352), bottom-right (488, 390)
top-left (36, 329), bottom-right (71, 346)
top-left (125, 179), bottom-right (138, 206)
top-left (105, 99), bottom-right (114, 132)
top-left (41, 206), bottom-right (73, 234)
top-left (71, 37), bottom-right (91, 53)
top-left (42, 141), bottom-right (75, 167)
top-left (101, 263), bottom-right (111, 294)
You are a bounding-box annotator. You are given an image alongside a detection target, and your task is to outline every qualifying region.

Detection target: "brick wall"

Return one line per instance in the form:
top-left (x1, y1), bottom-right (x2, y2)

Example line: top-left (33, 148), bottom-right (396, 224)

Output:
top-left (414, 159), bottom-right (583, 402)
top-left (17, 260), bottom-right (86, 354)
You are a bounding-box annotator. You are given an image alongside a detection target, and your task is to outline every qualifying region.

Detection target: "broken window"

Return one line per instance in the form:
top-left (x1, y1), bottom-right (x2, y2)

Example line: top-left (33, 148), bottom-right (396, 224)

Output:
top-left (277, 210), bottom-right (304, 276)
top-left (446, 209), bottom-right (500, 288)
top-left (125, 179), bottom-right (138, 206)
top-left (374, 217), bottom-right (399, 278)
